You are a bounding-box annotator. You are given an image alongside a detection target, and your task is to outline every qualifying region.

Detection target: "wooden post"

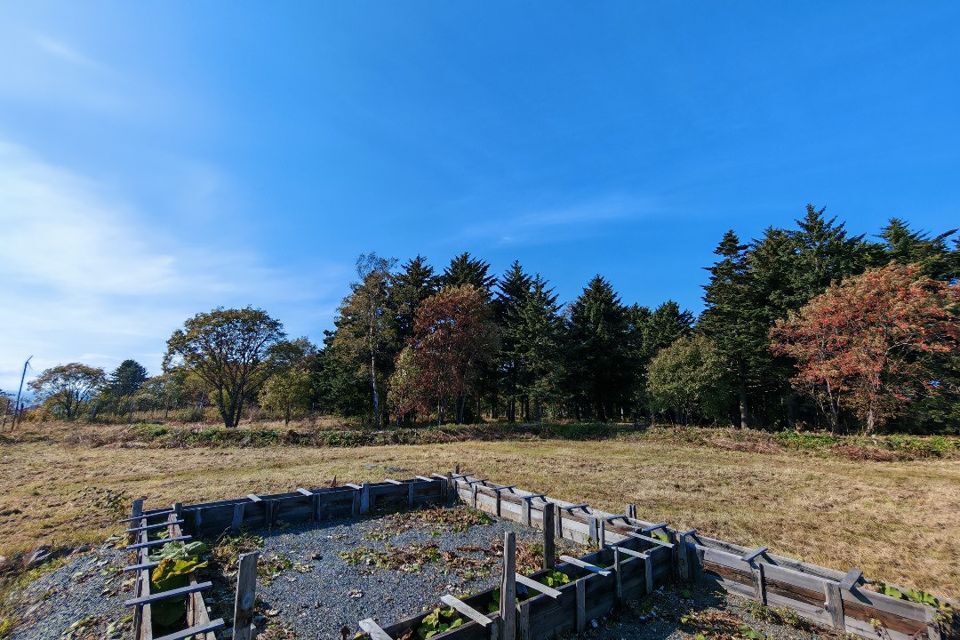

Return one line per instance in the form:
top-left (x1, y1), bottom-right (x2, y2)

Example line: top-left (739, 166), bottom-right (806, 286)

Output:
top-left (575, 579), bottom-right (586, 633)
top-left (626, 504), bottom-right (636, 519)
top-left (597, 519), bottom-right (606, 549)
top-left (471, 483), bottom-right (479, 508)
top-left (518, 601), bottom-right (530, 640)
top-left (129, 499), bottom-right (143, 545)
top-left (824, 581), bottom-right (845, 631)
top-left (407, 482), bottom-right (415, 509)
top-left (522, 498), bottom-right (531, 526)
top-left (613, 546), bottom-right (623, 604)
top-left (752, 563), bottom-right (767, 605)
top-left (233, 551), bottom-right (259, 640)
top-left (446, 472), bottom-right (455, 506)
top-left (360, 483), bottom-right (371, 514)
top-left (231, 503), bottom-right (245, 532)
top-left (500, 532), bottom-right (517, 640)
top-left (542, 503), bottom-right (556, 570)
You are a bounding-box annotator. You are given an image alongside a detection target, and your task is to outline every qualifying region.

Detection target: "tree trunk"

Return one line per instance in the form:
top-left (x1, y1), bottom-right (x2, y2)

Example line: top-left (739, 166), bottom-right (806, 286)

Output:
top-left (370, 352), bottom-right (380, 428)
top-left (737, 360), bottom-right (749, 429)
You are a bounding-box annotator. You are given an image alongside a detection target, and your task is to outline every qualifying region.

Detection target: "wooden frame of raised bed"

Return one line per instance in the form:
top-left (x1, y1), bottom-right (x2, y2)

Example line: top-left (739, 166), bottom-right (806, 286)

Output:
top-left (358, 473), bottom-right (958, 640)
top-left (124, 476), bottom-right (451, 640)
top-left (125, 472), bottom-right (957, 640)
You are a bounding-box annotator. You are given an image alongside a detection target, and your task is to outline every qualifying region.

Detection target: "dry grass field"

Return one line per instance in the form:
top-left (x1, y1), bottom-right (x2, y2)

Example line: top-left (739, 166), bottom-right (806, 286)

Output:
top-left (0, 425), bottom-right (958, 599)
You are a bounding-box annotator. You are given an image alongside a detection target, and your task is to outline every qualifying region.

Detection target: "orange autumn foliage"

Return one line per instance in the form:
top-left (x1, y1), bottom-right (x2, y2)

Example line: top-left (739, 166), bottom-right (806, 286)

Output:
top-left (771, 264), bottom-right (960, 432)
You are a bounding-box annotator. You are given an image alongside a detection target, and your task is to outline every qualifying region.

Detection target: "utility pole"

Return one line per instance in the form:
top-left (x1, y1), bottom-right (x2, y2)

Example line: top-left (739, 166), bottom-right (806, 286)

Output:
top-left (11, 356), bottom-right (32, 431)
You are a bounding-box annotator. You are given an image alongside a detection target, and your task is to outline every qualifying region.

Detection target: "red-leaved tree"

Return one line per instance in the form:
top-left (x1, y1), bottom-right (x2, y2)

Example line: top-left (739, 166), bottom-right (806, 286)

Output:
top-left (390, 285), bottom-right (497, 424)
top-left (771, 263), bottom-right (960, 433)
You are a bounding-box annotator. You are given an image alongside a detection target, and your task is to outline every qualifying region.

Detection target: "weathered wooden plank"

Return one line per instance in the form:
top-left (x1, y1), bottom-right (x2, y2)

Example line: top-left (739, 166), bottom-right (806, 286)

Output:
top-left (841, 568), bottom-right (864, 591)
top-left (560, 555), bottom-right (611, 577)
top-left (575, 579), bottom-right (586, 633)
top-left (123, 561), bottom-right (160, 573)
top-left (359, 618), bottom-right (393, 640)
top-left (441, 595), bottom-right (495, 627)
top-left (152, 619), bottom-right (225, 640)
top-left (126, 535), bottom-right (191, 551)
top-left (824, 581), bottom-right (845, 630)
top-left (120, 507), bottom-right (175, 523)
top-left (543, 502), bottom-right (556, 570)
top-left (233, 552), bottom-right (258, 640)
top-left (742, 547), bottom-right (768, 563)
top-left (501, 532), bottom-right (517, 640)
top-left (126, 520), bottom-right (185, 534)
top-left (515, 574), bottom-right (562, 599)
top-left (296, 487), bottom-right (313, 496)
top-left (125, 581), bottom-right (212, 607)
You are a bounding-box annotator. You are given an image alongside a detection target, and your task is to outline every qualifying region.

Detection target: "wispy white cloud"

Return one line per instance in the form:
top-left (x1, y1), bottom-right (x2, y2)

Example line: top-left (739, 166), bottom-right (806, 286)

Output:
top-left (0, 141), bottom-right (345, 390)
top-left (459, 194), bottom-right (661, 246)
top-left (33, 33), bottom-right (101, 69)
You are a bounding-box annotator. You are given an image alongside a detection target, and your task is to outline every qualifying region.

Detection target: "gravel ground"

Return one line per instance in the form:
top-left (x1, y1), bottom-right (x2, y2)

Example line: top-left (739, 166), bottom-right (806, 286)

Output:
top-left (6, 539), bottom-right (131, 640)
top-left (3, 508), bottom-right (839, 640)
top-left (209, 506), bottom-right (584, 640)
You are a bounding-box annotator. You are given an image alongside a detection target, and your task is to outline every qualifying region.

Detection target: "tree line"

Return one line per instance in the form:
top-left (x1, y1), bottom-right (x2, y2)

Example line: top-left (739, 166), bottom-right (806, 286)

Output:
top-left (15, 206), bottom-right (960, 434)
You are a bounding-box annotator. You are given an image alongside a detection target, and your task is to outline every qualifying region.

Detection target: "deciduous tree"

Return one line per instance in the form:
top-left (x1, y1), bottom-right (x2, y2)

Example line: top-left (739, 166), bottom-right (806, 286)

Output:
top-left (647, 335), bottom-right (728, 424)
top-left (28, 363), bottom-right (106, 420)
top-left (771, 264), bottom-right (960, 433)
top-left (390, 285), bottom-right (497, 424)
top-left (164, 307), bottom-right (285, 428)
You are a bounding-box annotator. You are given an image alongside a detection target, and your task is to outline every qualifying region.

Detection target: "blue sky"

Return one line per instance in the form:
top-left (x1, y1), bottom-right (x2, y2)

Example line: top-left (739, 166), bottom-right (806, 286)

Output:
top-left (1, 2), bottom-right (958, 389)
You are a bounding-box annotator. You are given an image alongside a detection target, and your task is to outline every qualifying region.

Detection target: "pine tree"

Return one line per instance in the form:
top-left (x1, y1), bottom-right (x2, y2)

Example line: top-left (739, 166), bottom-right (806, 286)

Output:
top-left (392, 255), bottom-right (439, 343)
top-left (879, 218), bottom-right (957, 280)
top-left (496, 261), bottom-right (533, 421)
top-left (699, 231), bottom-right (758, 428)
top-left (442, 252), bottom-right (497, 297)
top-left (565, 276), bottom-right (631, 421)
top-left (514, 275), bottom-right (565, 421)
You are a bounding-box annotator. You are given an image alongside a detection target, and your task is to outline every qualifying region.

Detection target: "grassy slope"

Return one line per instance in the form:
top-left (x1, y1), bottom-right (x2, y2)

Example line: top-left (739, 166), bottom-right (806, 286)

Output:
top-left (0, 430), bottom-right (957, 598)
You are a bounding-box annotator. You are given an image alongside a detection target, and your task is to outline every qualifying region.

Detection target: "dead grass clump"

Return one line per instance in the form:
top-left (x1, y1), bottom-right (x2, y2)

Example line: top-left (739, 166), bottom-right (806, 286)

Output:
top-left (831, 444), bottom-right (900, 462)
top-left (679, 609), bottom-right (766, 639)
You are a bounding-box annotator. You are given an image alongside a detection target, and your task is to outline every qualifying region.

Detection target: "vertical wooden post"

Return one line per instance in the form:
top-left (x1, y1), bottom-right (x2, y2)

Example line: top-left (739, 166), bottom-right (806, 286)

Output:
top-left (626, 504), bottom-right (636, 520)
top-left (500, 532), bottom-right (517, 640)
top-left (542, 503), bottom-right (556, 570)
top-left (407, 482), bottom-right (415, 509)
top-left (360, 483), bottom-right (371, 514)
top-left (824, 581), bottom-right (845, 631)
top-left (613, 547), bottom-right (623, 604)
top-left (495, 490), bottom-right (502, 517)
top-left (471, 483), bottom-right (479, 508)
top-left (588, 517), bottom-right (598, 544)
top-left (518, 602), bottom-right (530, 640)
top-left (575, 579), bottom-right (586, 633)
top-left (129, 499), bottom-right (143, 545)
top-left (312, 493), bottom-right (321, 522)
top-left (445, 472), bottom-right (455, 506)
top-left (597, 519), bottom-right (606, 549)
top-left (231, 503), bottom-right (245, 532)
top-left (522, 498), bottom-right (531, 526)
top-left (752, 563), bottom-right (767, 605)
top-left (233, 551), bottom-right (259, 640)
top-left (677, 529), bottom-right (695, 581)
top-left (644, 553), bottom-right (653, 594)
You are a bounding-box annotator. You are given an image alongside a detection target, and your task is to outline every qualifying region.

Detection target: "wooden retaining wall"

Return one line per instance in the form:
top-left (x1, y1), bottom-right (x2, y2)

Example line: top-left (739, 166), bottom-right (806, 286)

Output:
top-left (179, 476), bottom-right (447, 538)
top-left (364, 474), bottom-right (956, 640)
top-left (370, 474), bottom-right (677, 640)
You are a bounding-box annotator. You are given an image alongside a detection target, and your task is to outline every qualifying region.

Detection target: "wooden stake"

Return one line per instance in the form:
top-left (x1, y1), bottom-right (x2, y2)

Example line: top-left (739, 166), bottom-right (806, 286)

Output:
top-left (542, 502), bottom-right (556, 570)
top-left (233, 551), bottom-right (259, 640)
top-left (500, 532), bottom-right (517, 640)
